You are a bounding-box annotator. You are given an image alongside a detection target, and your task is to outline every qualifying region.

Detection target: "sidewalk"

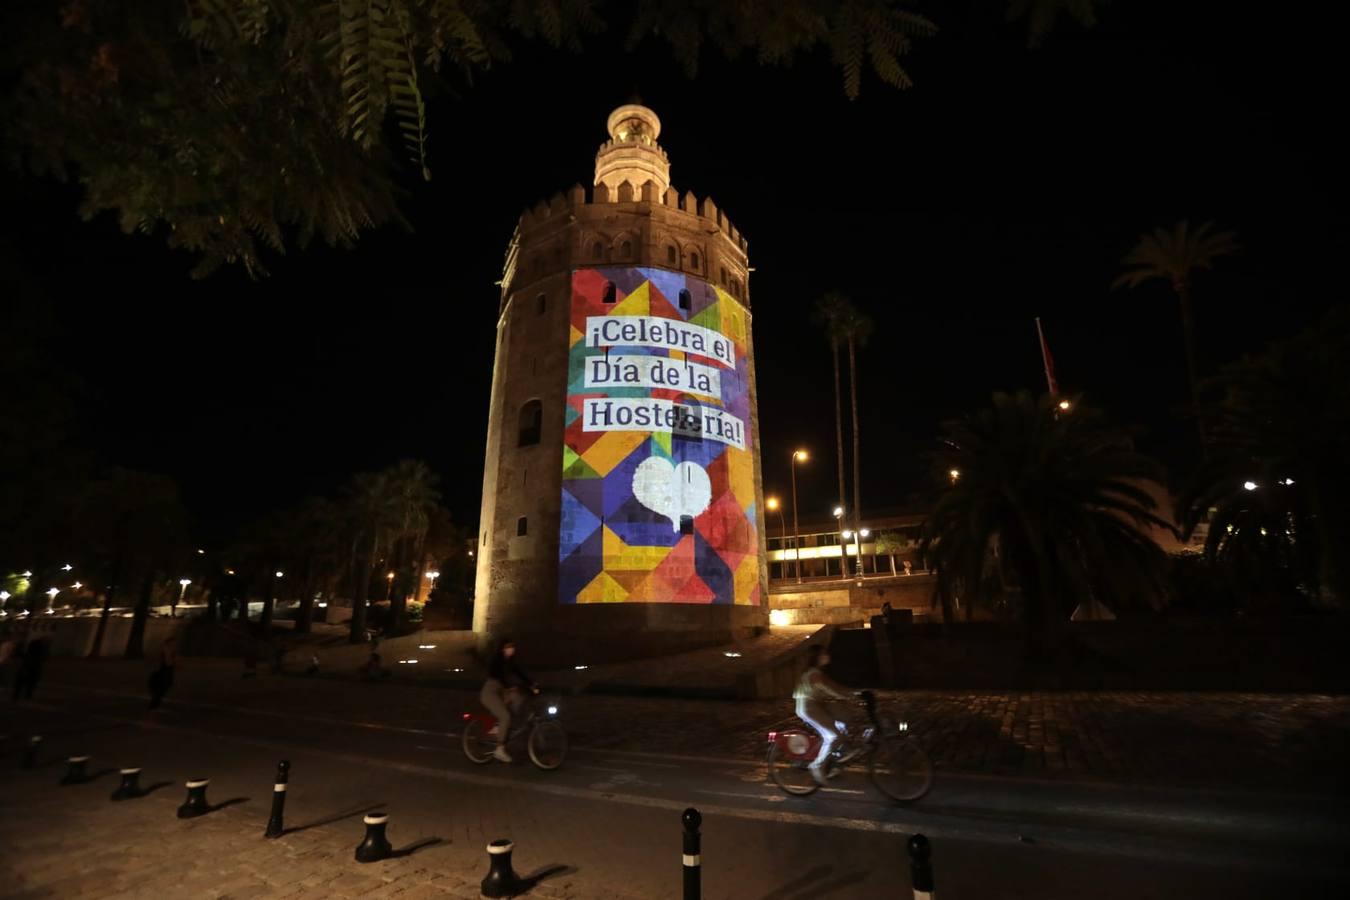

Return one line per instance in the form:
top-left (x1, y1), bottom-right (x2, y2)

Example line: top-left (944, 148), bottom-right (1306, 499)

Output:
top-left (31, 658), bottom-right (1350, 793)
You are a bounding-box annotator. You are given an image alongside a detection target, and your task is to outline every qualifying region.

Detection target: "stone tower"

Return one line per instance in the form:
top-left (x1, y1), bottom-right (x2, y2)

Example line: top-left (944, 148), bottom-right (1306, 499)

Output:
top-left (472, 104), bottom-right (768, 662)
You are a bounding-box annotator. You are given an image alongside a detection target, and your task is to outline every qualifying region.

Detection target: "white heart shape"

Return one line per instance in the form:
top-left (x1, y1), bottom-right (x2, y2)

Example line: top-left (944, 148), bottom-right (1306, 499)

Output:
top-left (632, 456), bottom-right (712, 532)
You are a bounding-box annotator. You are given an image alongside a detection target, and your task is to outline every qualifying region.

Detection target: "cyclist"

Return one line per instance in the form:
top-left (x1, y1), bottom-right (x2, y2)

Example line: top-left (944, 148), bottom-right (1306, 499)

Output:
top-left (481, 637), bottom-right (536, 763)
top-left (794, 644), bottom-right (854, 784)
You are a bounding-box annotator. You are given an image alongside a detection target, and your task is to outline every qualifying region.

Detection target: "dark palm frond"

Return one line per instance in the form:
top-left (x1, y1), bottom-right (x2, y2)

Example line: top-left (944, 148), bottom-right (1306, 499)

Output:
top-left (1113, 220), bottom-right (1239, 292)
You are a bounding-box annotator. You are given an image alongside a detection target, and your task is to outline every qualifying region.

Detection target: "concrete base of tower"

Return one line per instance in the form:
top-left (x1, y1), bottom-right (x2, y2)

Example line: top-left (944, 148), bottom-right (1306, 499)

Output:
top-left (474, 603), bottom-right (769, 667)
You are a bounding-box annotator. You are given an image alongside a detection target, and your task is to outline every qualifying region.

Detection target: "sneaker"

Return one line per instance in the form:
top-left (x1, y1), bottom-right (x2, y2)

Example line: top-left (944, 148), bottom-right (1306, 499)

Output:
top-left (493, 745), bottom-right (513, 764)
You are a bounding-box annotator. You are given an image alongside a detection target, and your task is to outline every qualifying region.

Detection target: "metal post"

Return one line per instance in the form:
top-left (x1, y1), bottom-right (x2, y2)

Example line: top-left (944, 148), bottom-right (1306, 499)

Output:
top-left (264, 759), bottom-right (289, 838)
top-left (177, 778), bottom-right (211, 818)
top-left (355, 813), bottom-right (392, 862)
top-left (60, 755), bottom-right (91, 785)
top-left (111, 767), bottom-right (143, 801)
top-left (908, 834), bottom-right (935, 899)
top-left (682, 807), bottom-right (702, 900)
top-left (481, 839), bottom-right (520, 897)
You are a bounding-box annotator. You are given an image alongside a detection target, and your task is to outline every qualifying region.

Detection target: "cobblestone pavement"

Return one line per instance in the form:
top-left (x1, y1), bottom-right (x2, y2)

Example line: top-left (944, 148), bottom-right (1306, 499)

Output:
top-left (35, 659), bottom-right (1350, 793)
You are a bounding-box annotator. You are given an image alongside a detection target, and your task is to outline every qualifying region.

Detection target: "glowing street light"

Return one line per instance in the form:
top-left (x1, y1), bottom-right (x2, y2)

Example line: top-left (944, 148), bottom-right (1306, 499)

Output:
top-left (72, 582), bottom-right (83, 590)
top-left (21, 570), bottom-right (32, 578)
top-left (46, 588), bottom-right (59, 598)
top-left (197, 548), bottom-right (206, 555)
top-left (789, 449), bottom-right (810, 584)
top-left (949, 469), bottom-right (961, 485)
top-left (1058, 399), bottom-right (1072, 412)
top-left (765, 496), bottom-right (788, 580)
top-left (275, 571), bottom-right (285, 578)
top-left (61, 564), bottom-right (73, 571)
top-left (832, 506), bottom-right (844, 518)
top-left (385, 571), bottom-right (395, 602)
top-left (426, 569), bottom-right (441, 598)
top-left (1243, 481), bottom-right (1258, 491)
top-left (174, 578), bottom-right (191, 617)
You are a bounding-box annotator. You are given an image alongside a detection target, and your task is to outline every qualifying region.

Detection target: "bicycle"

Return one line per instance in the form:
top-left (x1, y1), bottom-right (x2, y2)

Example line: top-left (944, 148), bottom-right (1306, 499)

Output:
top-left (462, 692), bottom-right (568, 770)
top-left (766, 690), bottom-right (933, 801)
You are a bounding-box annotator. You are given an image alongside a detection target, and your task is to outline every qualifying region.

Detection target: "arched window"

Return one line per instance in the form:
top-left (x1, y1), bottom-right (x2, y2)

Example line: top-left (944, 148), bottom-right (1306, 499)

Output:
top-left (620, 240), bottom-right (632, 259)
top-left (689, 252), bottom-right (700, 271)
top-left (678, 288), bottom-right (692, 311)
top-left (602, 281), bottom-right (617, 304)
top-left (516, 516), bottom-right (528, 537)
top-left (517, 399), bottom-right (542, 447)
top-left (591, 241), bottom-right (604, 261)
top-left (536, 293), bottom-right (546, 315)
top-left (666, 245), bottom-right (677, 265)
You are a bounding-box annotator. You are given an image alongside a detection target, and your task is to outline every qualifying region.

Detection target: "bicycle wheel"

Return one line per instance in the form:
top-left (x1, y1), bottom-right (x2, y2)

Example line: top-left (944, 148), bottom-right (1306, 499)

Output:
top-left (767, 730), bottom-right (820, 797)
top-left (869, 735), bottom-right (933, 802)
top-left (527, 719), bottom-right (568, 770)
top-left (462, 718), bottom-right (496, 765)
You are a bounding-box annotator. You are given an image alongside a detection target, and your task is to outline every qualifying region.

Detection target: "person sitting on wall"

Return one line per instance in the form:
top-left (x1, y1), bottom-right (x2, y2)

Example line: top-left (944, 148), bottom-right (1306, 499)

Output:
top-left (480, 638), bottom-right (537, 763)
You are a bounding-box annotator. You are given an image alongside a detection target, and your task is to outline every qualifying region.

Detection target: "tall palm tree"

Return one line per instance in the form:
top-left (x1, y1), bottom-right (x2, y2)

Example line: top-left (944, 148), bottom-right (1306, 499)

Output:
top-left (920, 392), bottom-right (1171, 658)
top-left (812, 294), bottom-right (853, 521)
top-left (842, 304), bottom-right (874, 572)
top-left (1182, 309), bottom-right (1350, 607)
top-left (343, 469), bottom-right (400, 643)
top-left (1113, 220), bottom-right (1238, 442)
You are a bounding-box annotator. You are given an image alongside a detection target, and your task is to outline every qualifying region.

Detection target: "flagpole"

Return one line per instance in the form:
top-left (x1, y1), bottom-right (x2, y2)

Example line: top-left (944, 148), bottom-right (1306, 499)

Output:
top-left (1035, 317), bottom-right (1058, 397)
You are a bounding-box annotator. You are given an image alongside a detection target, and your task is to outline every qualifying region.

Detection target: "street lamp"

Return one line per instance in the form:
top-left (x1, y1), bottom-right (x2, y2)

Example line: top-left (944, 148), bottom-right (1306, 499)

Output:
top-left (789, 449), bottom-right (809, 583)
top-left (61, 563), bottom-right (73, 572)
top-left (45, 587), bottom-right (59, 614)
top-left (1243, 481), bottom-right (1258, 491)
top-left (835, 508), bottom-right (849, 581)
top-left (949, 468), bottom-right (961, 485)
top-left (426, 569), bottom-right (440, 600)
top-left (1058, 399), bottom-right (1072, 412)
top-left (765, 496), bottom-right (788, 580)
top-left (176, 578), bottom-right (191, 617)
top-left (385, 571), bottom-right (395, 602)
top-left (0, 590), bottom-right (10, 616)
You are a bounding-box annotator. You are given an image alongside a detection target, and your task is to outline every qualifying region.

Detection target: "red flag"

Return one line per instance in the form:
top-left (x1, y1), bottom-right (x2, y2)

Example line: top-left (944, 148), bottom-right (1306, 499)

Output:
top-left (1036, 318), bottom-right (1059, 396)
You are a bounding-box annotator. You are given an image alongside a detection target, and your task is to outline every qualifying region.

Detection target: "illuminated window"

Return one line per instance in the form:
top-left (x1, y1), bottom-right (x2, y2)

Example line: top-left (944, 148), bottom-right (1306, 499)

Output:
top-left (536, 293), bottom-right (546, 315)
top-left (516, 516), bottom-right (528, 537)
top-left (667, 245), bottom-right (677, 265)
top-left (602, 281), bottom-right (616, 304)
top-left (592, 241), bottom-right (603, 261)
top-left (517, 400), bottom-right (542, 447)
top-left (679, 289), bottom-right (691, 310)
top-left (620, 240), bottom-right (632, 259)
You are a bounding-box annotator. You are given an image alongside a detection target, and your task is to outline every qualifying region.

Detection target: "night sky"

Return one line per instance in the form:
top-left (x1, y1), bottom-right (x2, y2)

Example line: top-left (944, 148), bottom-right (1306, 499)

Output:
top-left (5, 0), bottom-right (1343, 541)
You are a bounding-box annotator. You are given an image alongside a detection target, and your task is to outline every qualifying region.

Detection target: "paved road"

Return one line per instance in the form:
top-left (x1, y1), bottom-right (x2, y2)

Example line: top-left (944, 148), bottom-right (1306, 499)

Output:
top-left (2, 667), bottom-right (1348, 898)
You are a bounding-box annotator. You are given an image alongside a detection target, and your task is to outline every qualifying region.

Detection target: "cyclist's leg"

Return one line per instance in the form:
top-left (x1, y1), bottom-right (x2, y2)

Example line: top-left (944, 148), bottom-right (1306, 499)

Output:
top-left (480, 680), bottom-right (511, 744)
top-left (797, 700), bottom-right (839, 768)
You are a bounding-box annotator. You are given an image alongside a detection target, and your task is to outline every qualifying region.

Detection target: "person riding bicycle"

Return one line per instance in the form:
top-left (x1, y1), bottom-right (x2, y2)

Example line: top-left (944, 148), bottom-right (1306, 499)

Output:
top-left (481, 637), bottom-right (537, 763)
top-left (794, 644), bottom-right (854, 784)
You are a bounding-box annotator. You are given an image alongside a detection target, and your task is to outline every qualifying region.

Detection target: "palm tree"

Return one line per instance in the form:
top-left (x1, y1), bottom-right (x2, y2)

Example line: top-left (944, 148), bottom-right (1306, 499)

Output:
top-left (1113, 220), bottom-right (1238, 442)
top-left (812, 294), bottom-right (853, 522)
top-left (842, 304), bottom-right (874, 571)
top-left (1181, 309), bottom-right (1350, 607)
top-left (288, 496), bottom-right (344, 634)
top-left (343, 470), bottom-right (400, 644)
top-left (920, 392), bottom-right (1172, 658)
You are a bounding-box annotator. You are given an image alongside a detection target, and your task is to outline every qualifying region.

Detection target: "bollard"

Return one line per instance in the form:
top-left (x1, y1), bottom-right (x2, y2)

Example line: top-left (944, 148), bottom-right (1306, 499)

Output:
top-left (22, 735), bottom-right (42, 769)
top-left (354, 813), bottom-right (392, 863)
top-left (111, 768), bottom-right (144, 801)
top-left (480, 839), bottom-right (521, 898)
top-left (60, 755), bottom-right (91, 785)
top-left (264, 759), bottom-right (290, 838)
top-left (177, 778), bottom-right (211, 818)
top-left (908, 834), bottom-right (936, 900)
top-left (682, 807), bottom-right (702, 900)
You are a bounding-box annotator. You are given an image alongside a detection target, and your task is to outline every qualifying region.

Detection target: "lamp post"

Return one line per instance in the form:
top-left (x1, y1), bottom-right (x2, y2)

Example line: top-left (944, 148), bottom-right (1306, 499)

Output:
top-left (176, 579), bottom-right (191, 618)
top-left (385, 571), bottom-right (395, 602)
top-left (765, 497), bottom-right (788, 580)
top-left (789, 450), bottom-right (809, 583)
top-left (425, 570), bottom-right (440, 602)
top-left (832, 507), bottom-right (846, 580)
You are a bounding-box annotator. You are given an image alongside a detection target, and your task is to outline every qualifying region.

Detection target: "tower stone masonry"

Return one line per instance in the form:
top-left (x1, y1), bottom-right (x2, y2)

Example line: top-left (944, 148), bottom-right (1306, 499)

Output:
top-left (472, 104), bottom-right (769, 662)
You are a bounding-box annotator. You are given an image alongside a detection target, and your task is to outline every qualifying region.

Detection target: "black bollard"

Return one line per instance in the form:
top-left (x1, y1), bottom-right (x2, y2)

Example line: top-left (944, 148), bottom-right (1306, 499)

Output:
top-left (264, 759), bottom-right (290, 838)
top-left (111, 768), bottom-right (144, 801)
top-left (480, 839), bottom-right (521, 898)
top-left (908, 834), bottom-right (936, 899)
top-left (177, 778), bottom-right (211, 818)
top-left (22, 735), bottom-right (42, 769)
top-left (354, 813), bottom-right (392, 863)
top-left (60, 755), bottom-right (91, 785)
top-left (682, 807), bottom-right (702, 900)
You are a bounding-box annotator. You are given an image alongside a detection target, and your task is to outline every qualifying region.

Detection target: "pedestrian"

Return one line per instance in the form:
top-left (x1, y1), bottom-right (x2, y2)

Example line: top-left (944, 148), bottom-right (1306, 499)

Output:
top-left (13, 638), bottom-right (49, 701)
top-left (148, 636), bottom-right (177, 709)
